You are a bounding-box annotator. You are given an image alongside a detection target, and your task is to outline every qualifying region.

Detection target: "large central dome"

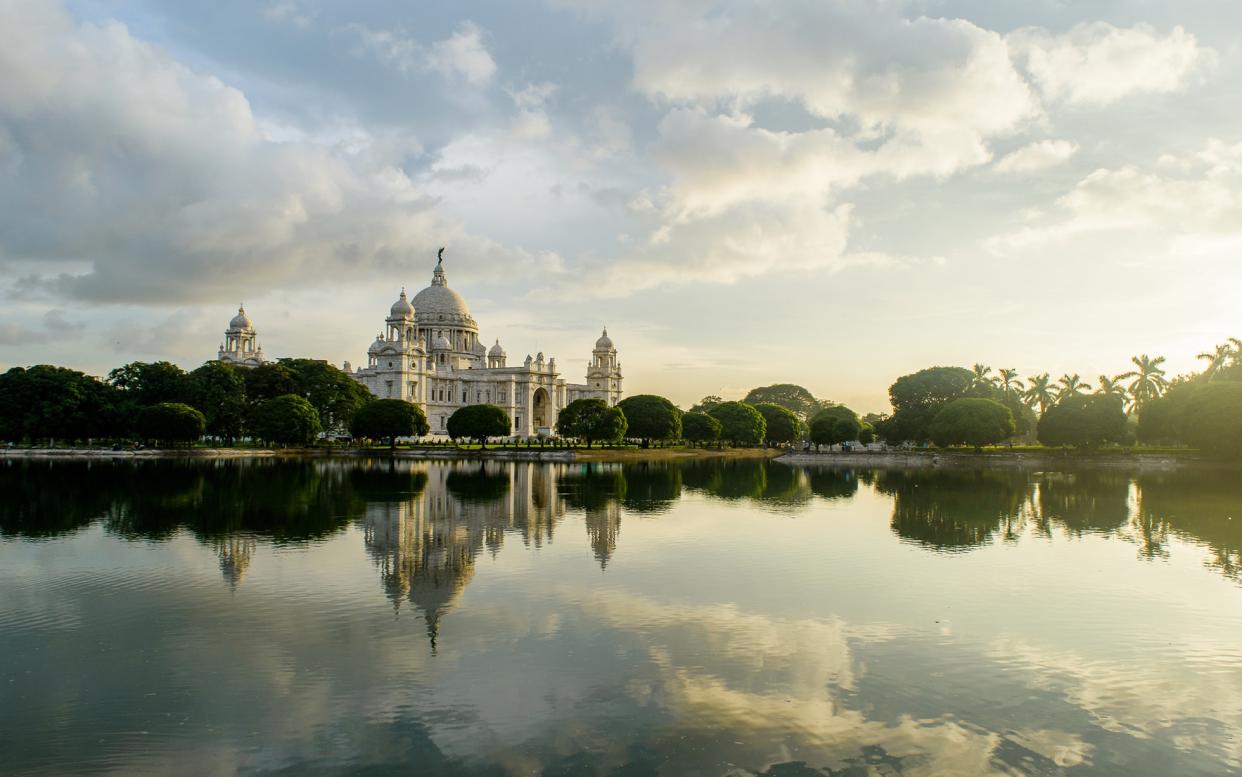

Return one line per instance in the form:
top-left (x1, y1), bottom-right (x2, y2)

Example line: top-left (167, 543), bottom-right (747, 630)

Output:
top-left (412, 284), bottom-right (471, 318)
top-left (411, 252), bottom-right (475, 326)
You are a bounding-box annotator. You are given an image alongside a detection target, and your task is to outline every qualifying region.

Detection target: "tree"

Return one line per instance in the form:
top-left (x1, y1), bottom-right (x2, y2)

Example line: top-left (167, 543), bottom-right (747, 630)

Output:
top-left (243, 362), bottom-right (298, 404)
top-left (1024, 373), bottom-right (1056, 416)
top-left (970, 364), bottom-right (997, 391)
top-left (688, 395), bottom-right (724, 414)
top-left (707, 401), bottom-right (766, 447)
top-left (107, 361), bottom-right (193, 406)
top-left (809, 407), bottom-right (861, 449)
top-left (928, 398), bottom-right (1015, 451)
top-left (996, 368), bottom-right (1024, 400)
top-left (617, 395), bottom-right (682, 446)
top-left (883, 366), bottom-right (974, 444)
top-left (1180, 382), bottom-right (1242, 457)
top-left (189, 362), bottom-right (246, 443)
top-left (857, 422), bottom-right (876, 445)
top-left (1037, 394), bottom-right (1130, 449)
top-left (681, 412), bottom-right (721, 447)
top-left (446, 404), bottom-right (509, 448)
top-left (280, 358), bottom-right (373, 432)
top-left (1056, 373), bottom-right (1092, 399)
top-left (136, 402), bottom-right (206, 447)
top-left (742, 384), bottom-right (824, 420)
top-left (352, 399), bottom-right (430, 448)
top-left (0, 365), bottom-right (120, 443)
top-left (1127, 354), bottom-right (1168, 415)
top-left (249, 394), bottom-right (322, 446)
top-left (557, 398), bottom-right (628, 447)
top-left (1197, 342), bottom-right (1235, 380)
top-left (1095, 374), bottom-right (1129, 399)
top-left (754, 403), bottom-right (801, 445)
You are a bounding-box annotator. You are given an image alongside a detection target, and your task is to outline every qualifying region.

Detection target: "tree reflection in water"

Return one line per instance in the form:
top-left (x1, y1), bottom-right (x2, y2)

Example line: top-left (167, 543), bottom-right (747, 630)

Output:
top-left (2, 458), bottom-right (1240, 614)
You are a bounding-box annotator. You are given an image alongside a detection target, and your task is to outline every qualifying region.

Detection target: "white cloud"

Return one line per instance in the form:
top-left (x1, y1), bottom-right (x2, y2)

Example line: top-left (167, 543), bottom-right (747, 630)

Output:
top-left (426, 22), bottom-right (496, 85)
top-left (987, 143), bottom-right (1242, 252)
top-left (1010, 22), bottom-right (1213, 106)
top-left (263, 1), bottom-right (314, 30)
top-left (624, 1), bottom-right (1037, 138)
top-left (993, 139), bottom-right (1079, 174)
top-left (348, 20), bottom-right (496, 86)
top-left (0, 2), bottom-right (532, 303)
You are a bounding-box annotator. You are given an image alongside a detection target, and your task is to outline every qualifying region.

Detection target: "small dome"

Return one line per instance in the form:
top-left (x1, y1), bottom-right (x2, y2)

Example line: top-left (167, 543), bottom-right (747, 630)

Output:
top-left (390, 288), bottom-right (414, 318)
top-left (229, 305), bottom-right (253, 331)
top-left (595, 327), bottom-right (613, 350)
top-left (433, 334), bottom-right (451, 350)
top-left (489, 339), bottom-right (506, 357)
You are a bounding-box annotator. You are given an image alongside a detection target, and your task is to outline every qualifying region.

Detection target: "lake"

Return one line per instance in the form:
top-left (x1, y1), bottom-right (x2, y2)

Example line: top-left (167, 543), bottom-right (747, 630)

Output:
top-left (2, 457), bottom-right (1240, 776)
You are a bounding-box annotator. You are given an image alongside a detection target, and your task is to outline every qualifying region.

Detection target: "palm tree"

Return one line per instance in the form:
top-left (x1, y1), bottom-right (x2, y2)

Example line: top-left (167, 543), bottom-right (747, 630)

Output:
top-left (1198, 342), bottom-right (1235, 379)
top-left (1095, 374), bottom-right (1128, 397)
top-left (971, 363), bottom-right (997, 390)
top-left (1024, 373), bottom-right (1055, 415)
top-left (1057, 373), bottom-right (1092, 399)
top-left (1127, 354), bottom-right (1168, 415)
top-left (997, 368), bottom-right (1024, 399)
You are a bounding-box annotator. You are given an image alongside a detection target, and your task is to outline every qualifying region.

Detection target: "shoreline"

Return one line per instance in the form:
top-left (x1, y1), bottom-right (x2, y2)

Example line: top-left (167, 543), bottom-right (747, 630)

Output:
top-left (774, 450), bottom-right (1217, 471)
top-left (2, 446), bottom-right (1225, 470)
top-left (2, 446), bottom-right (782, 464)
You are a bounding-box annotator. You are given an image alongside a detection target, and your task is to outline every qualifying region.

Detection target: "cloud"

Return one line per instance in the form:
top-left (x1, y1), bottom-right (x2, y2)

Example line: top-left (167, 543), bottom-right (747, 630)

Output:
top-left (0, 2), bottom-right (535, 304)
top-left (1010, 22), bottom-right (1213, 106)
top-left (624, 1), bottom-right (1037, 138)
top-left (993, 139), bottom-right (1078, 174)
top-left (348, 21), bottom-right (496, 85)
top-left (263, 1), bottom-right (314, 30)
top-left (426, 22), bottom-right (496, 85)
top-left (987, 142), bottom-right (1242, 252)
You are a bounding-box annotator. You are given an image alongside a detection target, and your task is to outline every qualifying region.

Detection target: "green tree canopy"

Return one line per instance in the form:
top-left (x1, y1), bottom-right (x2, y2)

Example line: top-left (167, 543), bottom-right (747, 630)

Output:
top-left (857, 422), bottom-right (876, 445)
top-left (280, 358), bottom-right (373, 431)
top-left (1037, 394), bottom-right (1130, 449)
top-left (688, 394), bottom-right (723, 414)
top-left (136, 402), bottom-right (206, 447)
top-left (743, 384), bottom-right (825, 420)
top-left (707, 401), bottom-right (766, 447)
top-left (250, 394), bottom-right (322, 446)
top-left (1180, 381), bottom-right (1242, 457)
top-left (0, 365), bottom-right (120, 443)
top-left (107, 361), bottom-right (193, 406)
top-left (754, 403), bottom-right (801, 445)
top-left (557, 398), bottom-right (628, 447)
top-left (929, 398), bottom-right (1015, 451)
top-left (243, 362), bottom-right (298, 404)
top-left (352, 399), bottom-right (430, 448)
top-left (809, 406), bottom-right (861, 448)
top-left (189, 362), bottom-right (246, 443)
top-left (617, 394), bottom-right (683, 445)
top-left (882, 366), bottom-right (974, 444)
top-left (681, 412), bottom-right (722, 447)
top-left (446, 404), bottom-right (510, 448)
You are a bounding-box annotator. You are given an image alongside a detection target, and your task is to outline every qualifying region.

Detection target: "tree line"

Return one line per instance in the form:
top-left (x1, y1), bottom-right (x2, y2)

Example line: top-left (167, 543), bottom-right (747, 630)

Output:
top-left (867, 339), bottom-right (1242, 456)
top-left (4, 336), bottom-right (1241, 455)
top-left (0, 359), bottom-right (403, 447)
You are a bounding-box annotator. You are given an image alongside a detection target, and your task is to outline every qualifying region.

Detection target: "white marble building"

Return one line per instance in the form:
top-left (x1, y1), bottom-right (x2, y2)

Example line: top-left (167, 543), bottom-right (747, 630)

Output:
top-left (350, 252), bottom-right (622, 437)
top-left (216, 305), bottom-right (266, 367)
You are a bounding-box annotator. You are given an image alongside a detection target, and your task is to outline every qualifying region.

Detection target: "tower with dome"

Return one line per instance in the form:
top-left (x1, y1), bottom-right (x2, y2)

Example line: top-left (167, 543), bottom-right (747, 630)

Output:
top-left (348, 250), bottom-right (623, 437)
top-left (217, 305), bottom-right (266, 367)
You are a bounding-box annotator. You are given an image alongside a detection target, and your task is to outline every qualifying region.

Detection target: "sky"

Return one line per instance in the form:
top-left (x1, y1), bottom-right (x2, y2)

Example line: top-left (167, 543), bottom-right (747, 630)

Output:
top-left (0, 0), bottom-right (1239, 413)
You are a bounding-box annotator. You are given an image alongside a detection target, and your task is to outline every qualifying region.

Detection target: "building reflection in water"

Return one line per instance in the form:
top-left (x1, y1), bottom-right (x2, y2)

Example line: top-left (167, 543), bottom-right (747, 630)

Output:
top-left (360, 461), bottom-right (563, 649)
top-left (1, 458), bottom-right (1240, 610)
top-left (215, 535), bottom-right (257, 591)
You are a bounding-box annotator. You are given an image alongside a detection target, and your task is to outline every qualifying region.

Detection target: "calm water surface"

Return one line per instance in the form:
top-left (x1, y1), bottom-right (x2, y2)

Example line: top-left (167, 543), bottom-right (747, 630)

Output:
top-left (2, 458), bottom-right (1240, 776)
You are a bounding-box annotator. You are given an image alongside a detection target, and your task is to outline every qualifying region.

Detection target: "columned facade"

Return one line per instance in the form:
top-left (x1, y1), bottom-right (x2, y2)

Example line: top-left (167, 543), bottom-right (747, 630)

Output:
top-left (349, 251), bottom-right (623, 437)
